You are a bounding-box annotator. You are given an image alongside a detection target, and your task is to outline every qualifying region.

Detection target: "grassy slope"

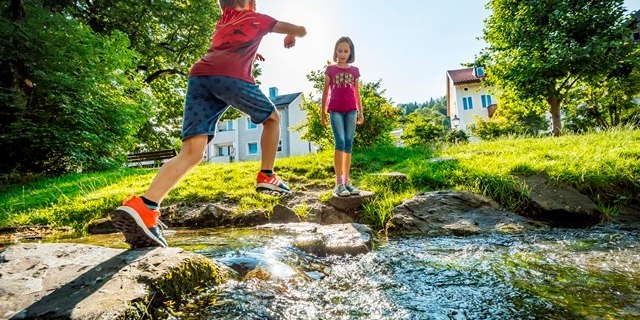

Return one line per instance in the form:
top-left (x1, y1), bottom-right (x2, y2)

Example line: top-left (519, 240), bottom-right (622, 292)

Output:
top-left (1, 129), bottom-right (638, 232)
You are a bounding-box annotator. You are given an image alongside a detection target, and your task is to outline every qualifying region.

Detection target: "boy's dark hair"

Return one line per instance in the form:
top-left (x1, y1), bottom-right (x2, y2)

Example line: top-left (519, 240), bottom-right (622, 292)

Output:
top-left (219, 0), bottom-right (246, 9)
top-left (333, 36), bottom-right (355, 64)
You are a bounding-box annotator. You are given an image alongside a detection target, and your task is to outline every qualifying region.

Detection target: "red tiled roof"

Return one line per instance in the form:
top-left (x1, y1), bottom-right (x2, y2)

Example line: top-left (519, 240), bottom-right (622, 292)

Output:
top-left (447, 68), bottom-right (481, 85)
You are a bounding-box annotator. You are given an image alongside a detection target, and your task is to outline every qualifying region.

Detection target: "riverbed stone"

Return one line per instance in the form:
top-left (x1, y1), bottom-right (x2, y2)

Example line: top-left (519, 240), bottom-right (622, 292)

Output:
top-left (258, 222), bottom-right (373, 256)
top-left (0, 243), bottom-right (224, 319)
top-left (327, 190), bottom-right (375, 216)
top-left (387, 190), bottom-right (546, 236)
top-left (520, 174), bottom-right (603, 227)
top-left (271, 204), bottom-right (302, 223)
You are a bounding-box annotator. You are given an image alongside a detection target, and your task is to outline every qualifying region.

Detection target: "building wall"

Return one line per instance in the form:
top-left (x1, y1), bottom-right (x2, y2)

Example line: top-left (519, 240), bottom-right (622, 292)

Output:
top-left (285, 95), bottom-right (314, 156)
top-left (204, 94), bottom-right (315, 163)
top-left (451, 82), bottom-right (498, 131)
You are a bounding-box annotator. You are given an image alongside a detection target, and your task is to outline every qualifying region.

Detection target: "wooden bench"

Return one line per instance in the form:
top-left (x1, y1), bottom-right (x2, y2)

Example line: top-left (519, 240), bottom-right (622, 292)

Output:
top-left (127, 149), bottom-right (177, 168)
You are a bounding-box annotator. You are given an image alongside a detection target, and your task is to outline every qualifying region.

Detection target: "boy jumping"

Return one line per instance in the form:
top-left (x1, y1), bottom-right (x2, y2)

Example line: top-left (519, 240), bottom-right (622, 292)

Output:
top-left (111, 0), bottom-right (306, 248)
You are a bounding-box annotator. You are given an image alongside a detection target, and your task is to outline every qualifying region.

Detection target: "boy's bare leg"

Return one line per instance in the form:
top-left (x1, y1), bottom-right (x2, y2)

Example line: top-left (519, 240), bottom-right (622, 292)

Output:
top-left (334, 150), bottom-right (345, 179)
top-left (260, 111), bottom-right (280, 171)
top-left (142, 135), bottom-right (208, 203)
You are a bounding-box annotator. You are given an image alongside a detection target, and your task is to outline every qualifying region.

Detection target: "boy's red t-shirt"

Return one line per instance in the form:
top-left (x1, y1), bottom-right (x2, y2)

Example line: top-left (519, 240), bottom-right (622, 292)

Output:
top-left (189, 9), bottom-right (277, 83)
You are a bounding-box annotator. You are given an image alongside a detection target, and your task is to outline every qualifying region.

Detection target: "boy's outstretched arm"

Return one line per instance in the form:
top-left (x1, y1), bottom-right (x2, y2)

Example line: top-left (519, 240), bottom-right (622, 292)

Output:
top-left (273, 21), bottom-right (306, 48)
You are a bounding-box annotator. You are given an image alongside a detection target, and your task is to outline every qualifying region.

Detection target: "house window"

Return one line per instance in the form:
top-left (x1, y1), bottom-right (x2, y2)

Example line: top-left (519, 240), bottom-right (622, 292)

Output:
top-left (247, 142), bottom-right (258, 155)
top-left (481, 95), bottom-right (493, 108)
top-left (247, 118), bottom-right (258, 130)
top-left (634, 31), bottom-right (640, 42)
top-left (218, 120), bottom-right (234, 132)
top-left (462, 97), bottom-right (473, 110)
top-left (217, 145), bottom-right (231, 157)
top-left (277, 140), bottom-right (282, 152)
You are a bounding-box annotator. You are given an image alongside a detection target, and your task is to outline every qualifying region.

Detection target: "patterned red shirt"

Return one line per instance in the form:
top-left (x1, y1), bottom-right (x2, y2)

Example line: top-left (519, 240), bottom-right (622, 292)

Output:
top-left (189, 9), bottom-right (277, 83)
top-left (325, 65), bottom-right (360, 112)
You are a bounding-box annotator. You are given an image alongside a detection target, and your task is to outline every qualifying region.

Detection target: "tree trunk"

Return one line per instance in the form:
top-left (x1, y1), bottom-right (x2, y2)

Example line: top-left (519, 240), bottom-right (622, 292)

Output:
top-left (547, 96), bottom-right (562, 136)
top-left (7, 0), bottom-right (25, 20)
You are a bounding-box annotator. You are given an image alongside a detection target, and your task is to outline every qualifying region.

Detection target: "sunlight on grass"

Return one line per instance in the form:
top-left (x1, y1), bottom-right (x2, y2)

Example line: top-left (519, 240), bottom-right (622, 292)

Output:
top-left (1, 129), bottom-right (638, 232)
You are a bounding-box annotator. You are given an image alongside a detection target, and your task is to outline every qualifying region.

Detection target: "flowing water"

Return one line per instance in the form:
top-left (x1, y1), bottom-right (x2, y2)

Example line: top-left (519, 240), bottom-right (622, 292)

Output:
top-left (20, 226), bottom-right (640, 319)
top-left (162, 226), bottom-right (640, 320)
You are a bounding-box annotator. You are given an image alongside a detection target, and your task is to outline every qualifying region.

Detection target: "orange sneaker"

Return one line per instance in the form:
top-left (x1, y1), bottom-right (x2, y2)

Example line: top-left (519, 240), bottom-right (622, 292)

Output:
top-left (111, 195), bottom-right (168, 248)
top-left (256, 171), bottom-right (291, 193)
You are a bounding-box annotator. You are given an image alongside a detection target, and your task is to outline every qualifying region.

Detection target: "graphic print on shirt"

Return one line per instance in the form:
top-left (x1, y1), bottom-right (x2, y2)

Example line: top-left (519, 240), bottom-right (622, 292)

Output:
top-left (333, 72), bottom-right (356, 89)
top-left (213, 10), bottom-right (262, 50)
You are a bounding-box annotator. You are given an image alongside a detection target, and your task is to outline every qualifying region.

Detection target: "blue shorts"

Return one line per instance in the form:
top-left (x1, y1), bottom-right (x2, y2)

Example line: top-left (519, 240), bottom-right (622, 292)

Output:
top-left (182, 76), bottom-right (276, 142)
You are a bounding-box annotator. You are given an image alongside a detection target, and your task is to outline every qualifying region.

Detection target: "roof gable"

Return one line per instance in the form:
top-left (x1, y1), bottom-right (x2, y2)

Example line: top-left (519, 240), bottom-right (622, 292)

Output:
top-left (272, 92), bottom-right (302, 107)
top-left (447, 67), bottom-right (481, 85)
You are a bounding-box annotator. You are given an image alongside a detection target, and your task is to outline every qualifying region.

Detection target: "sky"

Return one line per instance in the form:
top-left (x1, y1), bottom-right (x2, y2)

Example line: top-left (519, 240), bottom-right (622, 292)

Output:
top-left (255, 0), bottom-right (640, 104)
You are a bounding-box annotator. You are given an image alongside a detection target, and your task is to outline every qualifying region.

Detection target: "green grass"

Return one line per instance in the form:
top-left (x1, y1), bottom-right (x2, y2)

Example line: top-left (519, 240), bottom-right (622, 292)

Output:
top-left (1, 129), bottom-right (638, 233)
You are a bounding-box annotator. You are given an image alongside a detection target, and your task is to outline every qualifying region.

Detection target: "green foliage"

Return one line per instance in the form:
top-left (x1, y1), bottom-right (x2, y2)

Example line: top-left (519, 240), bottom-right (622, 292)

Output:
top-left (54, 0), bottom-right (221, 151)
top-left (294, 65), bottom-right (401, 150)
top-left (398, 97), bottom-right (447, 117)
top-left (471, 90), bottom-right (549, 140)
top-left (444, 129), bottom-right (469, 144)
top-left (563, 48), bottom-right (640, 131)
top-left (0, 0), bottom-right (226, 174)
top-left (401, 112), bottom-right (446, 146)
top-left (0, 1), bottom-right (151, 174)
top-left (482, 0), bottom-right (631, 134)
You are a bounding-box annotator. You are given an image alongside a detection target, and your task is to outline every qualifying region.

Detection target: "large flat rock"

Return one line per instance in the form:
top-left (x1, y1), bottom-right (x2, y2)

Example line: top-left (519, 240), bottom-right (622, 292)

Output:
top-left (258, 222), bottom-right (373, 256)
top-left (0, 243), bottom-right (223, 319)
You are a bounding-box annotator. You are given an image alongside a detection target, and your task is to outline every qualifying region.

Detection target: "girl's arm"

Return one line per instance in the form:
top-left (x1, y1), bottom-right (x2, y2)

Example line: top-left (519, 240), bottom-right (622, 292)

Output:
top-left (355, 79), bottom-right (364, 124)
top-left (321, 75), bottom-right (330, 126)
top-left (273, 21), bottom-right (307, 48)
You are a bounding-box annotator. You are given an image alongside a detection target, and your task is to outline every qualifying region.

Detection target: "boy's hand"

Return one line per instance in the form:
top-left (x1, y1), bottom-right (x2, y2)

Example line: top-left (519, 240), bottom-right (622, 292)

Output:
top-left (284, 34), bottom-right (296, 48)
top-left (321, 113), bottom-right (328, 127)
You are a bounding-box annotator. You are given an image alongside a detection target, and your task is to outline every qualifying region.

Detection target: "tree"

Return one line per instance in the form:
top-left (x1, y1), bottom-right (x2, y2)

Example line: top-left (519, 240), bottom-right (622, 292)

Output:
top-left (0, 1), bottom-right (150, 174)
top-left (482, 0), bottom-right (632, 136)
top-left (563, 49), bottom-right (640, 131)
top-left (42, 0), bottom-right (221, 150)
top-left (294, 66), bottom-right (401, 150)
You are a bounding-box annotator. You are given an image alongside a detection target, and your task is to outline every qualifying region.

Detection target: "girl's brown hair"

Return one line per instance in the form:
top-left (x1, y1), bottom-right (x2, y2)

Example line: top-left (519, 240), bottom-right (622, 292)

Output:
top-left (333, 36), bottom-right (355, 63)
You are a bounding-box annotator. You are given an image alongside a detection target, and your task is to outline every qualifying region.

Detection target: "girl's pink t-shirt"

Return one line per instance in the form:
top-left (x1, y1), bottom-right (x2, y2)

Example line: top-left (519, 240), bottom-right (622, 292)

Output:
top-left (325, 65), bottom-right (360, 112)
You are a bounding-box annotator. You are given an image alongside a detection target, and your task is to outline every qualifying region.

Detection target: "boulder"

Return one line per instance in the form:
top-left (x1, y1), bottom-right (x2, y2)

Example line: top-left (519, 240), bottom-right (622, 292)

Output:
top-left (520, 175), bottom-right (603, 227)
top-left (327, 190), bottom-right (374, 216)
top-left (0, 243), bottom-right (223, 319)
top-left (387, 190), bottom-right (546, 236)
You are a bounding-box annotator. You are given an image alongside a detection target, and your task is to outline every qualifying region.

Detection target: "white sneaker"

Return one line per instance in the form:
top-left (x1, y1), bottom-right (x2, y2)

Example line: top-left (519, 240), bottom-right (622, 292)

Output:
top-left (334, 184), bottom-right (350, 197)
top-left (345, 183), bottom-right (360, 195)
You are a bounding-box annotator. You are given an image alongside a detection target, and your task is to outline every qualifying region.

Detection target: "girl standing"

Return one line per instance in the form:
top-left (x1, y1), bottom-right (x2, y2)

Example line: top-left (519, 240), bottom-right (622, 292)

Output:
top-left (321, 36), bottom-right (364, 197)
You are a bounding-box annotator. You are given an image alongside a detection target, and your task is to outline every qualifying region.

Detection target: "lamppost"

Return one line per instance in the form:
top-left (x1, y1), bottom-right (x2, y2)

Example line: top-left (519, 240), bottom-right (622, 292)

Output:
top-left (452, 115), bottom-right (460, 130)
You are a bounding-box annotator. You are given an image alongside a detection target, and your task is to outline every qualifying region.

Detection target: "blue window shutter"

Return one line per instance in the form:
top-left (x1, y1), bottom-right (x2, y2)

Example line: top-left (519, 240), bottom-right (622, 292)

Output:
top-left (481, 95), bottom-right (487, 108)
top-left (463, 97), bottom-right (468, 110)
top-left (488, 95), bottom-right (492, 105)
top-left (469, 97), bottom-right (473, 110)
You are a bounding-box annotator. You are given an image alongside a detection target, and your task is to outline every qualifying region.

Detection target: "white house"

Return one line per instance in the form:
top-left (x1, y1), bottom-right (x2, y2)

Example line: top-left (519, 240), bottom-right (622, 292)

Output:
top-left (204, 87), bottom-right (316, 163)
top-left (446, 67), bottom-right (498, 131)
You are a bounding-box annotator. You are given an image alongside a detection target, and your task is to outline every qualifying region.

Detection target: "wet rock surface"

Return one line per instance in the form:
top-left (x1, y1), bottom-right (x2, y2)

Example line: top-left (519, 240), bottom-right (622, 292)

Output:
top-left (258, 222), bottom-right (373, 256)
top-left (388, 190), bottom-right (547, 236)
top-left (0, 243), bottom-right (223, 319)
